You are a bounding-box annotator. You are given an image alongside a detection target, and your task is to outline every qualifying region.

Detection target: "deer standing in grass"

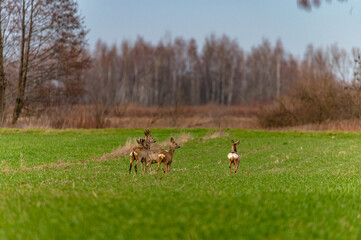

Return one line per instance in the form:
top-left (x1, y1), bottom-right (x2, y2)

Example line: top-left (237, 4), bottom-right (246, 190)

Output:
top-left (137, 137), bottom-right (158, 173)
top-left (156, 137), bottom-right (180, 174)
top-left (228, 140), bottom-right (240, 174)
top-left (129, 129), bottom-right (156, 174)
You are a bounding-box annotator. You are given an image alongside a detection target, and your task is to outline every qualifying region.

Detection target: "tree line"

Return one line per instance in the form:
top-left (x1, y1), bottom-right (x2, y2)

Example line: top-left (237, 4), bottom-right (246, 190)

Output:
top-left (85, 36), bottom-right (296, 107)
top-left (83, 36), bottom-right (355, 108)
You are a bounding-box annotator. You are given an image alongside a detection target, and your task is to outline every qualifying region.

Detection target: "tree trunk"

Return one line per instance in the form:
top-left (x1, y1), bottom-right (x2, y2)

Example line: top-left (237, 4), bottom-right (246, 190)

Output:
top-left (0, 2), bottom-right (6, 124)
top-left (276, 52), bottom-right (281, 98)
top-left (227, 58), bottom-right (236, 106)
top-left (12, 0), bottom-right (34, 124)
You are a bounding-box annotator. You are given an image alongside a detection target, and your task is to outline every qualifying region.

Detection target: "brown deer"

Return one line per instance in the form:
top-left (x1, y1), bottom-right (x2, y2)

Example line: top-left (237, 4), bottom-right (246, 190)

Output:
top-left (141, 129), bottom-right (157, 173)
top-left (146, 145), bottom-right (163, 169)
top-left (129, 129), bottom-right (156, 174)
top-left (228, 140), bottom-right (240, 174)
top-left (156, 137), bottom-right (180, 174)
top-left (136, 137), bottom-right (156, 173)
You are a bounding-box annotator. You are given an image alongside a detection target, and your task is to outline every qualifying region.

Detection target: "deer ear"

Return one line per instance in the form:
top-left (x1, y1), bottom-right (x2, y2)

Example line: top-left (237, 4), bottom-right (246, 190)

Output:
top-left (136, 139), bottom-right (140, 144)
top-left (236, 140), bottom-right (240, 145)
top-left (231, 140), bottom-right (234, 144)
top-left (170, 137), bottom-right (174, 142)
top-left (144, 129), bottom-right (149, 135)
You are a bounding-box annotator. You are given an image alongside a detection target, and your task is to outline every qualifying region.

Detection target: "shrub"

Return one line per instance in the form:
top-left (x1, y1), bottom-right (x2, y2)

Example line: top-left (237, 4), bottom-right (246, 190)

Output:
top-left (258, 75), bottom-right (361, 127)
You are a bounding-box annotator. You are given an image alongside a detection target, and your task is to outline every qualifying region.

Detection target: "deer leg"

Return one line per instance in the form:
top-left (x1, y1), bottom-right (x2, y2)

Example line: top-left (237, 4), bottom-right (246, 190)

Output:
top-left (163, 162), bottom-right (166, 174)
top-left (157, 160), bottom-right (161, 174)
top-left (135, 157), bottom-right (141, 175)
top-left (144, 161), bottom-right (148, 174)
top-left (144, 160), bottom-right (148, 175)
top-left (235, 161), bottom-right (240, 174)
top-left (229, 160), bottom-right (232, 174)
top-left (148, 159), bottom-right (153, 174)
top-left (129, 157), bottom-right (134, 174)
top-left (141, 160), bottom-right (145, 174)
top-left (167, 163), bottom-right (172, 174)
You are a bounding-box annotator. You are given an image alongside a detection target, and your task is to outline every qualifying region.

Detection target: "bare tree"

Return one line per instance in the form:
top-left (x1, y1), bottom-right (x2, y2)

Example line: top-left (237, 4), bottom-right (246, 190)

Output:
top-left (0, 1), bottom-right (7, 123)
top-left (329, 44), bottom-right (351, 82)
top-left (11, 0), bottom-right (89, 123)
top-left (274, 40), bottom-right (283, 98)
top-left (12, 0), bottom-right (34, 124)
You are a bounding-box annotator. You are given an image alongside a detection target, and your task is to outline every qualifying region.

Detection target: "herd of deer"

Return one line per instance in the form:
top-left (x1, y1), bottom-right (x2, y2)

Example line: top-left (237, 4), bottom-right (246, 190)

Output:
top-left (128, 129), bottom-right (241, 175)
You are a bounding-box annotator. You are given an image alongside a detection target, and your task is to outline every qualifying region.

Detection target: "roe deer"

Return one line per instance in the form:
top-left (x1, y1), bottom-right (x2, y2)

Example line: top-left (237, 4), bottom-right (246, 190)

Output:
top-left (136, 137), bottom-right (155, 173)
top-left (129, 129), bottom-right (156, 174)
top-left (156, 137), bottom-right (180, 174)
top-left (146, 145), bottom-right (163, 169)
top-left (129, 138), bottom-right (147, 174)
top-left (228, 140), bottom-right (240, 174)
top-left (140, 129), bottom-right (156, 173)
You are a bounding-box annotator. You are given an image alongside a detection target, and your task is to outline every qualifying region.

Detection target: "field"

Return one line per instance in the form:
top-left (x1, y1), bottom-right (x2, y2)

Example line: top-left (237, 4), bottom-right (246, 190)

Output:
top-left (0, 128), bottom-right (361, 239)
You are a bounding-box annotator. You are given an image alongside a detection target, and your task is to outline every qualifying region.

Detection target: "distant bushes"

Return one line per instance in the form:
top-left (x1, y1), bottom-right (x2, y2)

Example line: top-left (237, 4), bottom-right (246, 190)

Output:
top-left (258, 75), bottom-right (361, 127)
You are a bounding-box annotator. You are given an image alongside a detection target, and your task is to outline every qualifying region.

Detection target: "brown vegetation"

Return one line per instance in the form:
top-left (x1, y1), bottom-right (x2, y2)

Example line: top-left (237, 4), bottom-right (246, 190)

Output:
top-left (278, 119), bottom-right (361, 132)
top-left (258, 76), bottom-right (361, 127)
top-left (258, 42), bottom-right (361, 129)
top-left (7, 104), bottom-right (259, 129)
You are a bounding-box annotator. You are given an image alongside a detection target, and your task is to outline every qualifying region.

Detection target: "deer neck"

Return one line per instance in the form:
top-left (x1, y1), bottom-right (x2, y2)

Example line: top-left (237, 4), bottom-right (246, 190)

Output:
top-left (168, 146), bottom-right (175, 156)
top-left (145, 137), bottom-right (151, 150)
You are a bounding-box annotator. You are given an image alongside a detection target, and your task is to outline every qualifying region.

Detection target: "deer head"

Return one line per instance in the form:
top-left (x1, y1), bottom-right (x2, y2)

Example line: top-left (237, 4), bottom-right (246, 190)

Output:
top-left (231, 140), bottom-right (240, 153)
top-left (136, 138), bottom-right (146, 147)
top-left (170, 137), bottom-right (180, 149)
top-left (144, 129), bottom-right (156, 143)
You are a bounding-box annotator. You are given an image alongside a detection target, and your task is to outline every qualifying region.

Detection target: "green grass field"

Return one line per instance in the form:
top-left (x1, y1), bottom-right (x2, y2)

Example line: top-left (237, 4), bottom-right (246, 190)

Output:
top-left (0, 128), bottom-right (361, 239)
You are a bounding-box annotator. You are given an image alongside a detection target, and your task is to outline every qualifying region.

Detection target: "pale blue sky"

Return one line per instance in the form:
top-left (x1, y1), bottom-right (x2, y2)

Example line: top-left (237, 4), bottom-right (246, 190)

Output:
top-left (77, 0), bottom-right (361, 58)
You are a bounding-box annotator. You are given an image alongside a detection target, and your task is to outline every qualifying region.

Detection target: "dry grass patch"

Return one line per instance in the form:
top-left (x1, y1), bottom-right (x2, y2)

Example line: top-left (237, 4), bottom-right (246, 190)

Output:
top-left (156, 132), bottom-right (193, 148)
top-left (277, 119), bottom-right (361, 132)
top-left (202, 130), bottom-right (230, 139)
top-left (7, 104), bottom-right (260, 129)
top-left (100, 138), bottom-right (138, 162)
